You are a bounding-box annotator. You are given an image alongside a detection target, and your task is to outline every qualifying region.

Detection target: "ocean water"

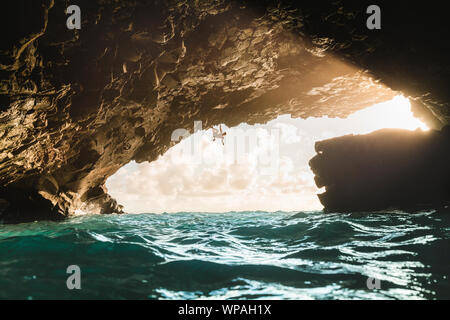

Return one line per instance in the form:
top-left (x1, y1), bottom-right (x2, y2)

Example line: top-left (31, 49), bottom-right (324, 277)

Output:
top-left (0, 211), bottom-right (449, 300)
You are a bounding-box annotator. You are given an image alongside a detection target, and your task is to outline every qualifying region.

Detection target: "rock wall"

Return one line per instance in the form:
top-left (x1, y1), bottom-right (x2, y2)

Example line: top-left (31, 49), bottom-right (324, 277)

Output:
top-left (310, 127), bottom-right (450, 212)
top-left (0, 0), bottom-right (449, 221)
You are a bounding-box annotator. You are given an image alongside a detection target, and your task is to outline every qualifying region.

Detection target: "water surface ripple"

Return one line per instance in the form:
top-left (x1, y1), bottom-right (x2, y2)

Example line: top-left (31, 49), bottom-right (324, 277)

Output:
top-left (0, 211), bottom-right (449, 299)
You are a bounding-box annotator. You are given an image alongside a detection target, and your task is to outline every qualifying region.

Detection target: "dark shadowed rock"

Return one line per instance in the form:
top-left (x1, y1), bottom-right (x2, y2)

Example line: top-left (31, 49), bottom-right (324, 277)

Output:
top-left (309, 127), bottom-right (450, 212)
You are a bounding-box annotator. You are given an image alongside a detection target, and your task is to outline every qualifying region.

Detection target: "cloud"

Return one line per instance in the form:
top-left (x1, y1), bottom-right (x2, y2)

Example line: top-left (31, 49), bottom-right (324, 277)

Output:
top-left (106, 122), bottom-right (323, 213)
top-left (106, 96), bottom-right (427, 213)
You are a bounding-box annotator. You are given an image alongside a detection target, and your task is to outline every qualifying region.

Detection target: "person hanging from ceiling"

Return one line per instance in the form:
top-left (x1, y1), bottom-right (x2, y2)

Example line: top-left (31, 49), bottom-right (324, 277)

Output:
top-left (212, 125), bottom-right (226, 146)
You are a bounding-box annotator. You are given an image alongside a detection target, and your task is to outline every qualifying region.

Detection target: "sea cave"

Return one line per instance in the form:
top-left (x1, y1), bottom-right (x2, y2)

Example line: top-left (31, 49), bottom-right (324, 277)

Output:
top-left (1, 0), bottom-right (450, 302)
top-left (0, 0), bottom-right (449, 221)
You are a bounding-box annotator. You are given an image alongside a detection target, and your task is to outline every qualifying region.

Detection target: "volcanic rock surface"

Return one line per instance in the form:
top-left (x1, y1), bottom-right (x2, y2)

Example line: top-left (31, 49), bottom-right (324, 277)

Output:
top-left (0, 0), bottom-right (449, 221)
top-left (310, 127), bottom-right (450, 212)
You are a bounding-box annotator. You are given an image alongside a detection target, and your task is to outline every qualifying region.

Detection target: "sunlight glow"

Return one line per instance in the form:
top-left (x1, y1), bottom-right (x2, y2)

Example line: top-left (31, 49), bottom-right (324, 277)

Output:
top-left (346, 95), bottom-right (429, 132)
top-left (106, 95), bottom-right (430, 213)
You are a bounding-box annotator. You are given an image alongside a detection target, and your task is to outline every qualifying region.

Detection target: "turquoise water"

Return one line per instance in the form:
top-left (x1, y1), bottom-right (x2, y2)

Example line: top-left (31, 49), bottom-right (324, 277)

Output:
top-left (0, 211), bottom-right (449, 300)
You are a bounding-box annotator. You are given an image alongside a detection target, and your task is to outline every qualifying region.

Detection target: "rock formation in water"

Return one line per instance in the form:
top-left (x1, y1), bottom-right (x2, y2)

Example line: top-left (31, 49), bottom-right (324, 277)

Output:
top-left (310, 127), bottom-right (450, 212)
top-left (0, 1), bottom-right (449, 221)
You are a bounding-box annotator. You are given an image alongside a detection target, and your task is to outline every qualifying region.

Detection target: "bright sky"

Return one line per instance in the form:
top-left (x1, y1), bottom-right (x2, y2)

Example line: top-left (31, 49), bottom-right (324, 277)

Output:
top-left (106, 95), bottom-right (429, 213)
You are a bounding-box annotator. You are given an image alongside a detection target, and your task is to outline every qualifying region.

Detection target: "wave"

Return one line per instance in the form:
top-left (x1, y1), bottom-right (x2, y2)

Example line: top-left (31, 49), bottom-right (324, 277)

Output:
top-left (0, 211), bottom-right (449, 299)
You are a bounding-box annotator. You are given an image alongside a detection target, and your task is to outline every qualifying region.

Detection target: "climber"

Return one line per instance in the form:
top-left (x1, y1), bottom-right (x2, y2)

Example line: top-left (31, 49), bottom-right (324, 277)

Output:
top-left (212, 125), bottom-right (226, 145)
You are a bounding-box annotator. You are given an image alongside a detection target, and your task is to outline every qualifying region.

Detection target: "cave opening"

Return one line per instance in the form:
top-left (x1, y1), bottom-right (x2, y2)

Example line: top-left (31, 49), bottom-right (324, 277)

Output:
top-left (2, 0), bottom-right (450, 301)
top-left (106, 95), bottom-right (428, 214)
